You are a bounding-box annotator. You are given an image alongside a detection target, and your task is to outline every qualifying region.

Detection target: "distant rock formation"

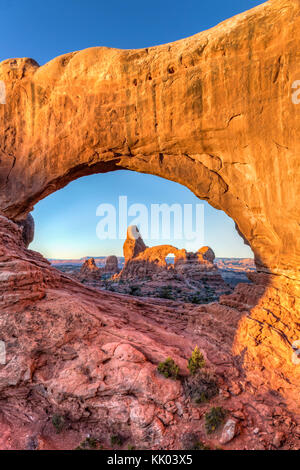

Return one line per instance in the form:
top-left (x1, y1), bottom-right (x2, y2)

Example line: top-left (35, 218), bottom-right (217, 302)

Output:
top-left (78, 256), bottom-right (120, 283)
top-left (0, 216), bottom-right (298, 451)
top-left (197, 246), bottom-right (215, 263)
top-left (114, 228), bottom-right (231, 301)
top-left (80, 257), bottom-right (100, 280)
top-left (103, 255), bottom-right (119, 274)
top-left (123, 226), bottom-right (147, 263)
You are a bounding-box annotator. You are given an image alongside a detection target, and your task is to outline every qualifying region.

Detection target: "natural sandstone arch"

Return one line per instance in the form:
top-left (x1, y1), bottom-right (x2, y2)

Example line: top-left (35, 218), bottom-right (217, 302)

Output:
top-left (0, 0), bottom-right (299, 282)
top-left (165, 253), bottom-right (175, 265)
top-left (0, 0), bottom-right (299, 416)
top-left (134, 245), bottom-right (187, 267)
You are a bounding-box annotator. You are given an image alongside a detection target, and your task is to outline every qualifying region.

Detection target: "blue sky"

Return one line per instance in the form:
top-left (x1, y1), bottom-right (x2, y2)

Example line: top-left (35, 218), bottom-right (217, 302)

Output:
top-left (31, 171), bottom-right (254, 259)
top-left (0, 0), bottom-right (263, 258)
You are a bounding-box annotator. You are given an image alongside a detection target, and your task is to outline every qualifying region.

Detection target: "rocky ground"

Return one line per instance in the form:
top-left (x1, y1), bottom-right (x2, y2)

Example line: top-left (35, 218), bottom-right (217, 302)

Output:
top-left (0, 216), bottom-right (299, 450)
top-left (102, 275), bottom-right (232, 304)
top-left (55, 259), bottom-right (253, 295)
top-left (67, 227), bottom-right (236, 304)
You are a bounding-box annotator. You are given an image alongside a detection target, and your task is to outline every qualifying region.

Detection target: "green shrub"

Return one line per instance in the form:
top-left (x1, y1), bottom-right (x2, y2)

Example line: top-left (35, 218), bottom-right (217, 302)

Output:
top-left (84, 437), bottom-right (98, 449)
top-left (181, 433), bottom-right (210, 450)
top-left (205, 407), bottom-right (226, 434)
top-left (183, 369), bottom-right (219, 403)
top-left (159, 286), bottom-right (174, 300)
top-left (187, 346), bottom-right (205, 375)
top-left (75, 437), bottom-right (101, 450)
top-left (51, 414), bottom-right (65, 434)
top-left (101, 273), bottom-right (112, 280)
top-left (111, 434), bottom-right (123, 447)
top-left (129, 285), bottom-right (141, 296)
top-left (157, 357), bottom-right (179, 380)
top-left (127, 444), bottom-right (136, 450)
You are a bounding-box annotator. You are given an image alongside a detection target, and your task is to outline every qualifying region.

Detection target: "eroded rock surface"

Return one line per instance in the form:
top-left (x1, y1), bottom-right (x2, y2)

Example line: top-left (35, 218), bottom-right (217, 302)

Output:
top-left (16, 214), bottom-right (34, 248)
top-left (0, 216), bottom-right (299, 450)
top-left (0, 0), bottom-right (299, 450)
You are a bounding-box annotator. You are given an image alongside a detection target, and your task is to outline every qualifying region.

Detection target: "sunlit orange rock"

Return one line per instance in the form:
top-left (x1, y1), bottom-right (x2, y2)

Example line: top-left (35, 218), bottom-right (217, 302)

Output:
top-left (123, 226), bottom-right (147, 263)
top-left (80, 257), bottom-right (100, 278)
top-left (118, 228), bottom-right (230, 298)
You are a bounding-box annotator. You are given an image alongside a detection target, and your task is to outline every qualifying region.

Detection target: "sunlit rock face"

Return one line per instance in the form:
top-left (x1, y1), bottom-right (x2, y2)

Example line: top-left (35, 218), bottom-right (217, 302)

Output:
top-left (0, 0), bottom-right (299, 450)
top-left (118, 228), bottom-right (230, 298)
top-left (123, 226), bottom-right (147, 263)
top-left (80, 257), bottom-right (100, 277)
top-left (197, 247), bottom-right (215, 264)
top-left (78, 256), bottom-right (120, 283)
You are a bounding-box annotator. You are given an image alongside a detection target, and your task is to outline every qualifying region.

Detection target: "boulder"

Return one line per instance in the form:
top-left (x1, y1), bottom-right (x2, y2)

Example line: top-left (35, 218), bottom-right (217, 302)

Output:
top-left (219, 419), bottom-right (239, 445)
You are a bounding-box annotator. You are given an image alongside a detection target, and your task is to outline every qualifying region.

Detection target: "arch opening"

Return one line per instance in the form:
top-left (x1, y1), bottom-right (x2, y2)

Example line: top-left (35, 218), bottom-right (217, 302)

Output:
top-left (165, 253), bottom-right (175, 265)
top-left (30, 170), bottom-right (255, 305)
